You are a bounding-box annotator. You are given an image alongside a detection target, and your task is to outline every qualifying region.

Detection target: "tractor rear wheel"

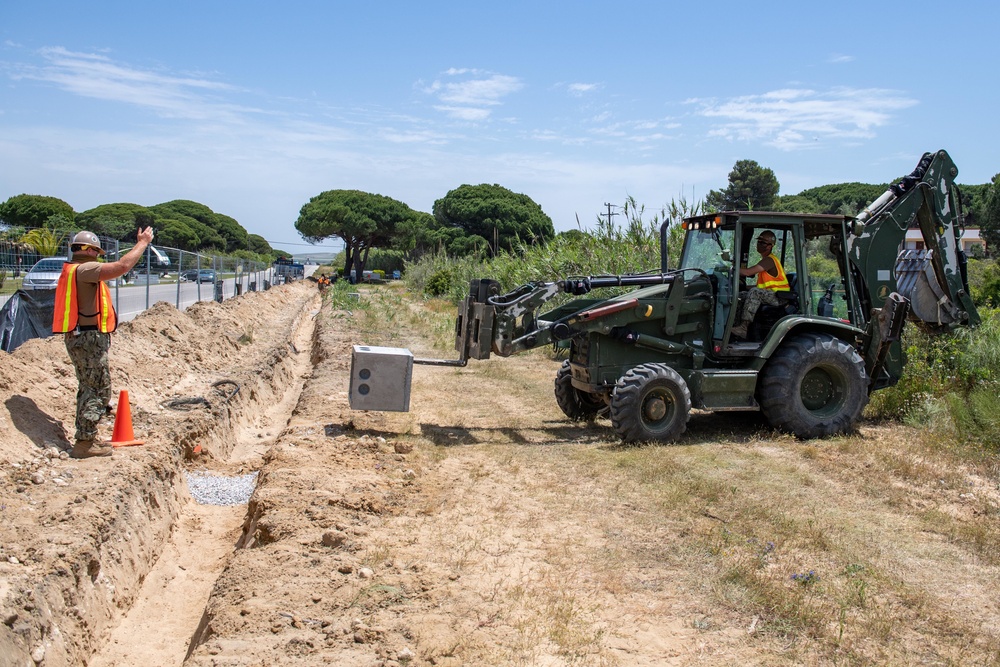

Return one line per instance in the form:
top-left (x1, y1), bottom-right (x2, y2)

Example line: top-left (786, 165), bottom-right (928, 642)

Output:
top-left (610, 364), bottom-right (691, 443)
top-left (554, 360), bottom-right (604, 421)
top-left (758, 333), bottom-right (868, 439)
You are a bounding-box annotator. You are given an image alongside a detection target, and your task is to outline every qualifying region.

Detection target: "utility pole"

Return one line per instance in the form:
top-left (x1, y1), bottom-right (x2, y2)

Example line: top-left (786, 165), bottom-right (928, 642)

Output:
top-left (602, 203), bottom-right (618, 225)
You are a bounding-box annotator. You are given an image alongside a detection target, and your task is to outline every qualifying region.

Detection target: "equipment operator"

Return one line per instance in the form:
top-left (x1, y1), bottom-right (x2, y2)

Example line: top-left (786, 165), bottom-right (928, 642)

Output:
top-left (730, 230), bottom-right (789, 340)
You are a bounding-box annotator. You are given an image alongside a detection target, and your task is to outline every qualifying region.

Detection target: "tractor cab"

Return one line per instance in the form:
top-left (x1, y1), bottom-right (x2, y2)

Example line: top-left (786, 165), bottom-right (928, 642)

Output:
top-left (679, 211), bottom-right (858, 350)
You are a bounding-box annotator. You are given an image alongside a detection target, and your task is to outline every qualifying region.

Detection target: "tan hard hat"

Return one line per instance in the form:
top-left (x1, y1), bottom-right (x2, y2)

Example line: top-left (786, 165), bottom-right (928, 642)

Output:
top-left (71, 231), bottom-right (106, 256)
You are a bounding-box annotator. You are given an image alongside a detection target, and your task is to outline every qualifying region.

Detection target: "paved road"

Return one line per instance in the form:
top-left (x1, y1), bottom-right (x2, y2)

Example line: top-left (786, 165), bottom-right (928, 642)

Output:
top-left (1, 266), bottom-right (318, 322)
top-left (113, 270), bottom-right (285, 322)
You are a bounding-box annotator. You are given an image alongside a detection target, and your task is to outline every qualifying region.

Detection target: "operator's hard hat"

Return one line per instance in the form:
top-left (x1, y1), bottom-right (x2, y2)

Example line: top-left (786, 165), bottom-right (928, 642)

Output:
top-left (71, 230), bottom-right (106, 256)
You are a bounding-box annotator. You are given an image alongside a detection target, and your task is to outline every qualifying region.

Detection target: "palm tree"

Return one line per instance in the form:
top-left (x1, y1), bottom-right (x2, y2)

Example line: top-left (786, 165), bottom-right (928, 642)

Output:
top-left (20, 228), bottom-right (64, 258)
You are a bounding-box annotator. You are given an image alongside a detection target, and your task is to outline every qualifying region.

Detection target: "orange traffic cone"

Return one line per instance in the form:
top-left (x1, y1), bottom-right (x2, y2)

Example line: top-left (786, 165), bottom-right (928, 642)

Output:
top-left (111, 390), bottom-right (144, 447)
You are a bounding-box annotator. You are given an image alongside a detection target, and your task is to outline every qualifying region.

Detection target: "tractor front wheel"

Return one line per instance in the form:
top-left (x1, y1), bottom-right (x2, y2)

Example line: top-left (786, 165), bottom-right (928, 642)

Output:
top-left (758, 333), bottom-right (868, 439)
top-left (554, 360), bottom-right (605, 421)
top-left (610, 364), bottom-right (691, 443)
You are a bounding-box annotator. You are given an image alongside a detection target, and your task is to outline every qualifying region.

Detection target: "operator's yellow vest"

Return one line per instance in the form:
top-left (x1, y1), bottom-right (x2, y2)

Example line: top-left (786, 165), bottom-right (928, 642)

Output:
top-left (756, 255), bottom-right (790, 291)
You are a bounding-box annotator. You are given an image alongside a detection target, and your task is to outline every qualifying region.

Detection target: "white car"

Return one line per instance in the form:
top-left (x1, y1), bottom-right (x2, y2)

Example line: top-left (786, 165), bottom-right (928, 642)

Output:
top-left (21, 257), bottom-right (67, 290)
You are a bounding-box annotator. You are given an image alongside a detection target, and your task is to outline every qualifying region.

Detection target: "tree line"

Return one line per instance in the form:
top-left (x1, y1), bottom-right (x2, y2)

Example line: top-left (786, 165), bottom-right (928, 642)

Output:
top-left (0, 195), bottom-right (282, 260)
top-left (300, 162), bottom-right (1000, 280)
top-left (295, 184), bottom-right (555, 280)
top-left (709, 160), bottom-right (1000, 250)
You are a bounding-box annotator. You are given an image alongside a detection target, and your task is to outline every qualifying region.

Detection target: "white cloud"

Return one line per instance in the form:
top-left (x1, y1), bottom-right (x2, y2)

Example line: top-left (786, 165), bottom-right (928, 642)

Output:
top-left (690, 87), bottom-right (918, 150)
top-left (567, 82), bottom-right (599, 96)
top-left (8, 47), bottom-right (250, 122)
top-left (380, 128), bottom-right (451, 145)
top-left (421, 69), bottom-right (523, 120)
top-left (434, 106), bottom-right (492, 121)
top-left (444, 67), bottom-right (483, 76)
top-left (438, 74), bottom-right (522, 106)
top-left (828, 54), bottom-right (855, 63)
top-left (588, 117), bottom-right (681, 145)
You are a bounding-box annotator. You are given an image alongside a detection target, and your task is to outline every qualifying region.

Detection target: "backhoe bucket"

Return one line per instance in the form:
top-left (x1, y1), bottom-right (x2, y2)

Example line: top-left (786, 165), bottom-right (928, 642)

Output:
top-left (895, 249), bottom-right (970, 331)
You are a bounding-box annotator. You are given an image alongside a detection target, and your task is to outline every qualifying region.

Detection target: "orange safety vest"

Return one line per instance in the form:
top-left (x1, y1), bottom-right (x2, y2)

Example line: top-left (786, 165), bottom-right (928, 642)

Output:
top-left (52, 263), bottom-right (118, 333)
top-left (756, 254), bottom-right (790, 291)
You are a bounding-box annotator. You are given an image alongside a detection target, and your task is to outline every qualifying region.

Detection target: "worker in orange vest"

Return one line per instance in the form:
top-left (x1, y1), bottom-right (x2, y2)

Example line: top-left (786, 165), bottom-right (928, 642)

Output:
top-left (730, 230), bottom-right (790, 340)
top-left (53, 227), bottom-right (154, 458)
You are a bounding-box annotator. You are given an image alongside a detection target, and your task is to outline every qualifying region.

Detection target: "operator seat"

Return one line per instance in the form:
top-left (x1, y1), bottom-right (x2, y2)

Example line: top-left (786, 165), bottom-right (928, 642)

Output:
top-left (749, 272), bottom-right (799, 340)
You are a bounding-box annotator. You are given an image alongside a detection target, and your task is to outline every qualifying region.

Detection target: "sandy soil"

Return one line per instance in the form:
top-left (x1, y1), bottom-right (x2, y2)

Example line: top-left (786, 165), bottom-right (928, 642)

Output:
top-left (2, 280), bottom-right (999, 666)
top-left (0, 282), bottom-right (320, 667)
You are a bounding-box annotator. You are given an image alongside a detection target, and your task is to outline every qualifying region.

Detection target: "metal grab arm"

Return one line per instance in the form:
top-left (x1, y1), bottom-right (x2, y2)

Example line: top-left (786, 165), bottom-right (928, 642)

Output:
top-left (413, 357), bottom-right (468, 367)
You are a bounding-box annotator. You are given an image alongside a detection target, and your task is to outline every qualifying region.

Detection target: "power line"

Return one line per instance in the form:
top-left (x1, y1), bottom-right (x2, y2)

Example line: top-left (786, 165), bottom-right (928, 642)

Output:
top-left (265, 240), bottom-right (343, 249)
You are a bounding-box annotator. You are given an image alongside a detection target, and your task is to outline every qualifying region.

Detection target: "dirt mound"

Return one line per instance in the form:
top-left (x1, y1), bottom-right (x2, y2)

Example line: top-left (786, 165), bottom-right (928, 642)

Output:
top-left (0, 282), bottom-right (318, 666)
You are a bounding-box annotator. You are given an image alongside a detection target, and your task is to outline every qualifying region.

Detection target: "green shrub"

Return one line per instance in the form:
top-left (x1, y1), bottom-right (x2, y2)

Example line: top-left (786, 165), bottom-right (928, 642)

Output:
top-left (364, 248), bottom-right (406, 275)
top-left (967, 258), bottom-right (1000, 307)
top-left (425, 268), bottom-right (455, 296)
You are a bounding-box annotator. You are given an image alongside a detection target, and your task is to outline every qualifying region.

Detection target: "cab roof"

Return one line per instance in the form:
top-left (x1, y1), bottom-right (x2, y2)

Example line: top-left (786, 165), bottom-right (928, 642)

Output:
top-left (683, 211), bottom-right (854, 238)
top-left (683, 211), bottom-right (853, 225)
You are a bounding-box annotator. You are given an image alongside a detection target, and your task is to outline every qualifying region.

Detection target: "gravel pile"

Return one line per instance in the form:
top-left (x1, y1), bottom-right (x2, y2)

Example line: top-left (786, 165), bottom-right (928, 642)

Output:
top-left (186, 471), bottom-right (259, 506)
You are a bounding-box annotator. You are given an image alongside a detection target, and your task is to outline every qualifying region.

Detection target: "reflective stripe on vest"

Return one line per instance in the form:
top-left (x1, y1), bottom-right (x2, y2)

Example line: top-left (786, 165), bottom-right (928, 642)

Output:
top-left (53, 264), bottom-right (79, 333)
top-left (756, 255), bottom-right (790, 291)
top-left (98, 281), bottom-right (114, 332)
top-left (52, 263), bottom-right (118, 333)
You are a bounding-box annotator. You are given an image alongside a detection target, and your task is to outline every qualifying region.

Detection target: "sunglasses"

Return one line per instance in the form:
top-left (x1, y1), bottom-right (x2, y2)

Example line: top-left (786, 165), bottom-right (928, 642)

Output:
top-left (757, 240), bottom-right (774, 247)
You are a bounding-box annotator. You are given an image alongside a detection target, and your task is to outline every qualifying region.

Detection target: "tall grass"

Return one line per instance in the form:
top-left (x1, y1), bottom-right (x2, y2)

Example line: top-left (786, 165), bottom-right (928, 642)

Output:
top-left (405, 196), bottom-right (691, 303)
top-left (866, 307), bottom-right (1000, 449)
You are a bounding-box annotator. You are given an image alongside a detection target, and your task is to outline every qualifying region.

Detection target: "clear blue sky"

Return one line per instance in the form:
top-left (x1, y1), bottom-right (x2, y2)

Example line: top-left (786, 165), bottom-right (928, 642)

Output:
top-left (2, 1), bottom-right (997, 252)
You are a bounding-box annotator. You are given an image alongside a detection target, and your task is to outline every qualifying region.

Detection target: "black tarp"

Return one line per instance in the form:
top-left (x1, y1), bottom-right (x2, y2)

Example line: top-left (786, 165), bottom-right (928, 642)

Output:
top-left (0, 289), bottom-right (55, 353)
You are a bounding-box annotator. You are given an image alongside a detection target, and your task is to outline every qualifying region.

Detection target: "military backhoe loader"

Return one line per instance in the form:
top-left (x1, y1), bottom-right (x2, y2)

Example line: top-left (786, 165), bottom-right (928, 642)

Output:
top-left (350, 150), bottom-right (980, 443)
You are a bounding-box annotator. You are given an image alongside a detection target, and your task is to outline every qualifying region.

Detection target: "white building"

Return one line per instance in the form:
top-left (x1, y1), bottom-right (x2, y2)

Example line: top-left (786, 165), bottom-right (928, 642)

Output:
top-left (904, 227), bottom-right (984, 255)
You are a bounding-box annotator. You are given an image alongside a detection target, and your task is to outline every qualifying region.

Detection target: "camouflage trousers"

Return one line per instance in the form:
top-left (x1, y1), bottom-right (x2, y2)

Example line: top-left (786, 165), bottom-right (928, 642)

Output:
top-left (65, 331), bottom-right (112, 442)
top-left (738, 287), bottom-right (782, 323)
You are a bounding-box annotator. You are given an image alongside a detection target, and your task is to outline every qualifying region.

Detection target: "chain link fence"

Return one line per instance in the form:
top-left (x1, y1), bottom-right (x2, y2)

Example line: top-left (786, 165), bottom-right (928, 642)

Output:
top-left (1, 227), bottom-right (291, 321)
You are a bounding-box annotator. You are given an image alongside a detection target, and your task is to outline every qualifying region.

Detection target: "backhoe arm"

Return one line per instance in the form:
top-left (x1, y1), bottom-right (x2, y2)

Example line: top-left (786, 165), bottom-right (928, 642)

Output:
top-left (847, 150), bottom-right (980, 390)
top-left (849, 149), bottom-right (979, 333)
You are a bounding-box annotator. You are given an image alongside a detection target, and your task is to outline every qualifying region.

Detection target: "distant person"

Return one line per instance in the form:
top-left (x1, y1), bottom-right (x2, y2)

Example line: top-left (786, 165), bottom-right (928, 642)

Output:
top-left (53, 227), bottom-right (155, 458)
top-left (730, 230), bottom-right (789, 340)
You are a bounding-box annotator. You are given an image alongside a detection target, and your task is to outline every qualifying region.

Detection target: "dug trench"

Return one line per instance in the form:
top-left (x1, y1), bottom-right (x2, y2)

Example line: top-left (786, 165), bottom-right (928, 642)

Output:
top-left (0, 280), bottom-right (322, 666)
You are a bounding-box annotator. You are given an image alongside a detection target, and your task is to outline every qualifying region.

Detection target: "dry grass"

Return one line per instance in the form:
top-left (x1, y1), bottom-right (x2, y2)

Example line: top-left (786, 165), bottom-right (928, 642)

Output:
top-left (349, 284), bottom-right (1000, 666)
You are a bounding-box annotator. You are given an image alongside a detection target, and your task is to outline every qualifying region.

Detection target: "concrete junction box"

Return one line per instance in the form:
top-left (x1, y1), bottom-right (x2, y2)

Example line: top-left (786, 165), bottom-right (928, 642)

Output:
top-left (349, 345), bottom-right (413, 412)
